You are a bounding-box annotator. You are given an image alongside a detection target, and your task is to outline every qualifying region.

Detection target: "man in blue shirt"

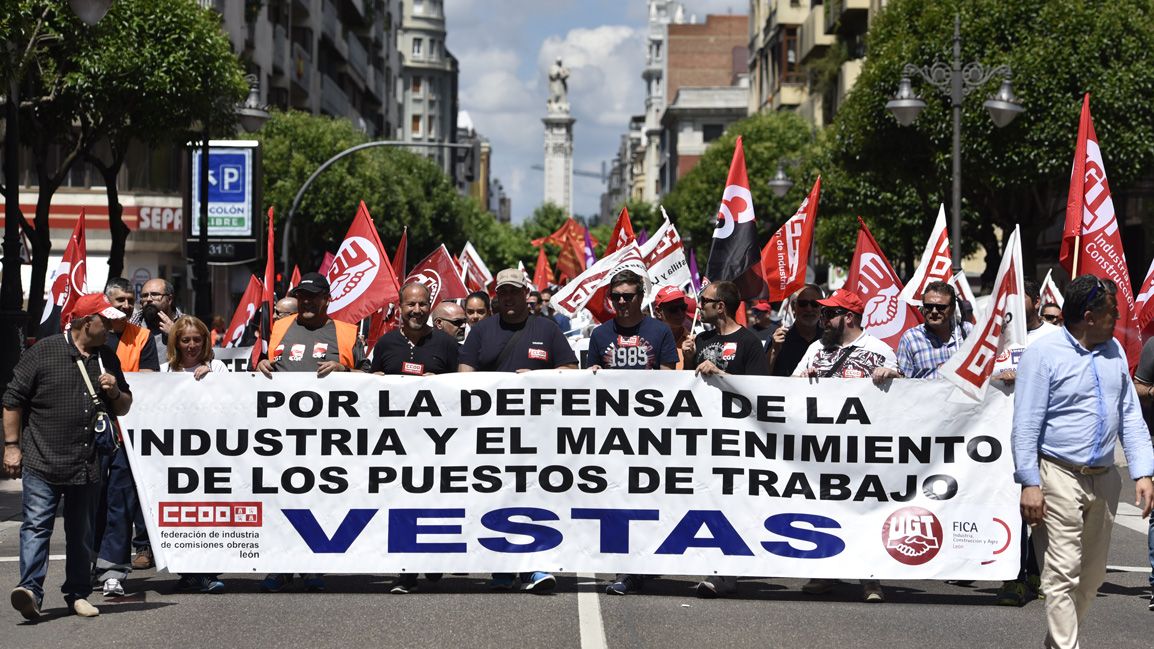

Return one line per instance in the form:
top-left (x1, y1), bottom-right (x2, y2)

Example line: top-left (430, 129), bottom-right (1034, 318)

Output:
top-left (1012, 274), bottom-right (1154, 649)
top-left (584, 271), bottom-right (677, 371)
top-left (875, 281), bottom-right (970, 380)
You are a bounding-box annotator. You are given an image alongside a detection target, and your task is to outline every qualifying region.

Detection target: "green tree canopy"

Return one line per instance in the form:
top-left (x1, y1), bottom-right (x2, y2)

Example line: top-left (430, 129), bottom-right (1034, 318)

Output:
top-left (822, 0), bottom-right (1154, 284)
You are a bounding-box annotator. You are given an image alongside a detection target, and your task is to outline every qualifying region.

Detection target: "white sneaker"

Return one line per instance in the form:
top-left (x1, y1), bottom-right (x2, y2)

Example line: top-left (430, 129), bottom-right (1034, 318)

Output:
top-left (102, 578), bottom-right (125, 597)
top-left (72, 598), bottom-right (100, 617)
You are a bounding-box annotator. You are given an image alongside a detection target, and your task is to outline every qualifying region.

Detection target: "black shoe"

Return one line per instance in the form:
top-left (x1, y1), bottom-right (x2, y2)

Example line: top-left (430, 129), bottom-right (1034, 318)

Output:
top-left (390, 574), bottom-right (419, 594)
top-left (606, 574), bottom-right (644, 596)
top-left (1148, 592), bottom-right (1153, 611)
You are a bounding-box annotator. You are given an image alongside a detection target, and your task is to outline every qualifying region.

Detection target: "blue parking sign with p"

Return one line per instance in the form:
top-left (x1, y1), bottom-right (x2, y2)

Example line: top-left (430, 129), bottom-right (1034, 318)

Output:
top-left (191, 147), bottom-right (254, 237)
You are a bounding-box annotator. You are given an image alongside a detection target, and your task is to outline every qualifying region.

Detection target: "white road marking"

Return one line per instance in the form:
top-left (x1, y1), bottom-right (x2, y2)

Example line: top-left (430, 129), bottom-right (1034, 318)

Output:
top-left (1116, 502), bottom-right (1152, 535)
top-left (1106, 565), bottom-right (1152, 573)
top-left (0, 555), bottom-right (64, 562)
top-left (577, 572), bottom-right (608, 649)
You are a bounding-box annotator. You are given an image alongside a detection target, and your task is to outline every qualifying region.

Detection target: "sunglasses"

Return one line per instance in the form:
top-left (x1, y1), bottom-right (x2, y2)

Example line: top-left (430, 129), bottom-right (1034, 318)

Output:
top-left (660, 303), bottom-right (687, 312)
top-left (609, 292), bottom-right (639, 302)
top-left (1082, 277), bottom-right (1110, 313)
top-left (700, 297), bottom-right (723, 305)
top-left (920, 303), bottom-right (951, 313)
top-left (821, 307), bottom-right (848, 321)
top-left (1041, 313), bottom-right (1061, 323)
top-left (139, 292), bottom-right (170, 299)
top-left (438, 317), bottom-right (467, 327)
top-left (794, 299), bottom-right (820, 308)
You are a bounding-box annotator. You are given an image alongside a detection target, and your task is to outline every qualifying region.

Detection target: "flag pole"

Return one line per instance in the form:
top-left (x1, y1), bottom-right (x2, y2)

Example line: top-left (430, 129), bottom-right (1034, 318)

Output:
top-left (1072, 235), bottom-right (1081, 276)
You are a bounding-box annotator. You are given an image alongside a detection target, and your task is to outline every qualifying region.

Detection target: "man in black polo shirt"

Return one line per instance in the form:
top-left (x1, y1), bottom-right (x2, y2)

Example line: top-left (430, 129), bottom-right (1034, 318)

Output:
top-left (459, 268), bottom-right (576, 593)
top-left (768, 284), bottom-right (824, 376)
top-left (372, 283), bottom-right (459, 375)
top-left (4, 294), bottom-right (133, 619)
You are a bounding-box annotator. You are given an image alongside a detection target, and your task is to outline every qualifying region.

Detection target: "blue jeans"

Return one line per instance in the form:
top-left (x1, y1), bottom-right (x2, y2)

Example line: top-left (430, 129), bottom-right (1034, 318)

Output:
top-left (96, 447), bottom-right (137, 581)
top-left (18, 468), bottom-right (101, 606)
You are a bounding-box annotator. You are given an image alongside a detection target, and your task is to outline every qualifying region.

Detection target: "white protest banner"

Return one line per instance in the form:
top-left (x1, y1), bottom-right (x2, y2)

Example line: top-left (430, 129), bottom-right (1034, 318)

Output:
top-left (121, 372), bottom-right (1019, 580)
top-left (641, 212), bottom-right (694, 299)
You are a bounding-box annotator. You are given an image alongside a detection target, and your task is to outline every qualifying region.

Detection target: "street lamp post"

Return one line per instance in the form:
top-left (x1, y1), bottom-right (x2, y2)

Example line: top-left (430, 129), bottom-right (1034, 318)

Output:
top-left (193, 74), bottom-right (268, 322)
top-left (886, 14), bottom-right (1023, 272)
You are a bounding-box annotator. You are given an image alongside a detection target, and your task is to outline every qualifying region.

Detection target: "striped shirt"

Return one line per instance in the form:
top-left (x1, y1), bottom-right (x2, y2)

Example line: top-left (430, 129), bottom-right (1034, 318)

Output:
top-left (896, 322), bottom-right (972, 378)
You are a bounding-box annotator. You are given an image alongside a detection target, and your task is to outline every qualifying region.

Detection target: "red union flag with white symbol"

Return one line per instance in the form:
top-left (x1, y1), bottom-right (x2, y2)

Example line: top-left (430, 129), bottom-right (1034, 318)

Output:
top-left (899, 204), bottom-right (953, 306)
top-left (1134, 259), bottom-right (1154, 340)
top-left (326, 201), bottom-right (400, 323)
top-left (761, 176), bottom-right (820, 302)
top-left (38, 209), bottom-right (88, 335)
top-left (224, 275), bottom-right (263, 348)
top-left (459, 241), bottom-right (493, 293)
top-left (587, 206), bottom-right (637, 322)
top-left (640, 211), bottom-right (694, 298)
top-left (551, 242), bottom-right (649, 318)
top-left (1061, 93), bottom-right (1140, 370)
top-left (847, 218), bottom-right (921, 350)
top-left (706, 136), bottom-right (762, 299)
top-left (942, 226), bottom-right (1027, 400)
top-left (405, 244), bottom-right (468, 306)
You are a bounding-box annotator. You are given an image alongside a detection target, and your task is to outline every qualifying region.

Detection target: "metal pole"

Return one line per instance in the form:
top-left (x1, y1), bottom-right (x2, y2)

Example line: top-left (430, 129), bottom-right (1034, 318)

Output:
top-left (195, 122), bottom-right (211, 322)
top-left (279, 140), bottom-right (474, 274)
top-left (950, 14), bottom-right (963, 274)
top-left (1, 43), bottom-right (28, 387)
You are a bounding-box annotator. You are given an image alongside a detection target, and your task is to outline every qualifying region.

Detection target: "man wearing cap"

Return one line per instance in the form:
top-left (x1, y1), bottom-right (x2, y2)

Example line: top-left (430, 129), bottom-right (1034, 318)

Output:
top-left (749, 300), bottom-right (778, 345)
top-left (257, 272), bottom-right (370, 378)
top-left (256, 272), bottom-right (368, 594)
top-left (768, 284), bottom-right (824, 377)
top-left (654, 286), bottom-right (696, 370)
top-left (4, 294), bottom-right (133, 619)
top-left (793, 288), bottom-right (896, 602)
top-left (459, 268), bottom-right (577, 593)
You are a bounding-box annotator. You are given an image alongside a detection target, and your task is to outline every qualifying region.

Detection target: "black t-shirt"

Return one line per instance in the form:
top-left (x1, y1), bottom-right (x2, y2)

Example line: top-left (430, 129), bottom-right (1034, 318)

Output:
top-left (105, 329), bottom-right (161, 372)
top-left (772, 325), bottom-right (823, 377)
top-left (371, 328), bottom-right (459, 376)
top-left (692, 326), bottom-right (770, 376)
top-left (459, 314), bottom-right (578, 372)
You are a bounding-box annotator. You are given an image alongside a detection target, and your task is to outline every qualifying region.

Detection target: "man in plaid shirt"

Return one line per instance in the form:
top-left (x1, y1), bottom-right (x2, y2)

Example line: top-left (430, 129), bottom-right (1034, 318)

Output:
top-left (874, 281), bottom-right (971, 381)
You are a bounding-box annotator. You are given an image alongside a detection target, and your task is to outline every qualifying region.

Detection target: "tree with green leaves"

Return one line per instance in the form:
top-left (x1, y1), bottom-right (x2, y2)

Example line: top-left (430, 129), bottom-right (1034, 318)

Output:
top-left (1, 0), bottom-right (247, 319)
top-left (821, 0), bottom-right (1154, 285)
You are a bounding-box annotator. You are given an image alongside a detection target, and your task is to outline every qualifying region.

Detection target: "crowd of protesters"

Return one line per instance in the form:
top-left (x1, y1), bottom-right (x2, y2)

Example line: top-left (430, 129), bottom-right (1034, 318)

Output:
top-left (1, 268), bottom-right (1152, 649)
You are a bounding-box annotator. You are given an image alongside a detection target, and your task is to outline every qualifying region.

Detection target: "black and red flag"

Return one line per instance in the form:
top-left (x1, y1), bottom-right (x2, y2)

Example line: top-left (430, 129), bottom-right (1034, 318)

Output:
top-left (705, 136), bottom-right (762, 299)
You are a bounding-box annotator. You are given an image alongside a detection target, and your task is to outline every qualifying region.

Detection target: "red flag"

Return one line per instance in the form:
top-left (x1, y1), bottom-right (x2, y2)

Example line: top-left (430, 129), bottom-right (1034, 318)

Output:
top-left (1060, 93), bottom-right (1141, 369)
top-left (39, 209), bottom-right (88, 335)
top-left (761, 176), bottom-right (820, 302)
top-left (326, 201), bottom-right (400, 323)
top-left (706, 136), bottom-right (762, 299)
top-left (587, 207), bottom-right (637, 322)
top-left (393, 227), bottom-right (408, 280)
top-left (288, 265), bottom-right (301, 292)
top-left (366, 303), bottom-right (397, 351)
top-left (898, 204), bottom-right (953, 306)
top-left (224, 275), bottom-right (263, 348)
top-left (405, 244), bottom-right (469, 306)
top-left (533, 218), bottom-right (594, 282)
top-left (318, 251), bottom-right (336, 276)
top-left (847, 217), bottom-right (921, 351)
top-left (1135, 259), bottom-right (1154, 341)
top-left (533, 247), bottom-right (554, 291)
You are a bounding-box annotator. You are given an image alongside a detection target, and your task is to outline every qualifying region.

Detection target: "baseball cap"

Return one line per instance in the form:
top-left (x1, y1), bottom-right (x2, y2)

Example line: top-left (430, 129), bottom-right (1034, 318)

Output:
top-left (72, 294), bottom-right (126, 320)
top-left (654, 286), bottom-right (687, 306)
top-left (291, 272), bottom-right (330, 296)
top-left (817, 288), bottom-right (865, 314)
top-left (495, 268), bottom-right (528, 289)
top-left (751, 300), bottom-right (772, 313)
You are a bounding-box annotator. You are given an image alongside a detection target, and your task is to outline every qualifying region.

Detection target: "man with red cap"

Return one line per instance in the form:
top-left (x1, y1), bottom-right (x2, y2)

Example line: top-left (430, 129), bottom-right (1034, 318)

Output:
top-left (4, 294), bottom-right (133, 619)
top-left (792, 288), bottom-right (896, 602)
top-left (749, 300), bottom-right (778, 345)
top-left (654, 286), bottom-right (696, 369)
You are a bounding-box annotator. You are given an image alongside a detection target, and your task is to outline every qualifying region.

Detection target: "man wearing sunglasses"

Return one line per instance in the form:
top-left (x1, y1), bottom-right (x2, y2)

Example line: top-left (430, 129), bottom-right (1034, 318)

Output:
top-left (1040, 302), bottom-right (1063, 326)
top-left (585, 271), bottom-right (677, 372)
top-left (768, 284), bottom-right (824, 376)
top-left (1013, 275), bottom-right (1154, 648)
top-left (654, 286), bottom-right (696, 369)
top-left (793, 288), bottom-right (895, 602)
top-left (431, 301), bottom-right (468, 344)
top-left (874, 281), bottom-right (970, 381)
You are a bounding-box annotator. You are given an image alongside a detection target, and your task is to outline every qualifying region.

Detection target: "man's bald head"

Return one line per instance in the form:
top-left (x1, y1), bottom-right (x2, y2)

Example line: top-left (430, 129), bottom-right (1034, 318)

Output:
top-left (431, 302), bottom-right (467, 342)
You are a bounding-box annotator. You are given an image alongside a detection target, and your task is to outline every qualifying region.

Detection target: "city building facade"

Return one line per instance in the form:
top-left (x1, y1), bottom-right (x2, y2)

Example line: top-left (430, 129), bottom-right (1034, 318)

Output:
top-left (397, 0), bottom-right (460, 178)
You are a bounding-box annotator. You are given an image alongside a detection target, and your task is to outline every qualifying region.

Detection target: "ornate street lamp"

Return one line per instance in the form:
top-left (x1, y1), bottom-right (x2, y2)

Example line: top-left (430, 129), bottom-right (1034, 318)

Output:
top-left (886, 15), bottom-right (1024, 272)
top-left (69, 0), bottom-right (115, 27)
top-left (767, 161), bottom-right (794, 198)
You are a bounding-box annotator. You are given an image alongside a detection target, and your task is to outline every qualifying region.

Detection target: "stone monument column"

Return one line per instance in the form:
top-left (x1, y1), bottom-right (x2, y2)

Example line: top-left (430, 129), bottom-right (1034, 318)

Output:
top-left (543, 58), bottom-right (575, 215)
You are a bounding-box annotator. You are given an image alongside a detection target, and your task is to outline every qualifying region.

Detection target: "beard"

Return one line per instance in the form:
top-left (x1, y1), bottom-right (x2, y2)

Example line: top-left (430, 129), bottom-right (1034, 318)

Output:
top-left (820, 319), bottom-right (844, 348)
top-left (141, 303), bottom-right (161, 330)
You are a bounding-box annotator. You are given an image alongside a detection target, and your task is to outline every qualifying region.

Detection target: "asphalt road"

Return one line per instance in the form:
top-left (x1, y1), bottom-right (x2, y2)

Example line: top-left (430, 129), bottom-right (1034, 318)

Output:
top-left (0, 475), bottom-right (1150, 649)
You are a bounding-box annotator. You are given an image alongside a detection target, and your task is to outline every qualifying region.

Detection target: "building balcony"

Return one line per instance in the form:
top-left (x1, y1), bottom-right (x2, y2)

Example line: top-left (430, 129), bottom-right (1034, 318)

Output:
top-left (771, 79), bottom-right (806, 111)
top-left (273, 25), bottom-right (287, 74)
top-left (837, 58), bottom-right (864, 107)
top-left (321, 0), bottom-right (338, 42)
top-left (825, 0), bottom-right (870, 36)
top-left (769, 0), bottom-right (808, 30)
top-left (291, 42), bottom-right (313, 93)
top-left (320, 74), bottom-right (351, 117)
top-left (799, 6), bottom-right (834, 64)
top-left (346, 36), bottom-right (369, 86)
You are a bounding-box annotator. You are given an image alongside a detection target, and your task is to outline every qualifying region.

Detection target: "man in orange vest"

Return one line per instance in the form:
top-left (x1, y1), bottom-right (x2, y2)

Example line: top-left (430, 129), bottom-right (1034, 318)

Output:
top-left (256, 273), bottom-right (368, 593)
top-left (103, 278), bottom-right (159, 373)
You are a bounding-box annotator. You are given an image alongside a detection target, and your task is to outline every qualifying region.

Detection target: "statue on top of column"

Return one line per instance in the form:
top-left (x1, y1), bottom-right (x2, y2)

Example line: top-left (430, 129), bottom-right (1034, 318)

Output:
top-left (547, 57), bottom-right (570, 114)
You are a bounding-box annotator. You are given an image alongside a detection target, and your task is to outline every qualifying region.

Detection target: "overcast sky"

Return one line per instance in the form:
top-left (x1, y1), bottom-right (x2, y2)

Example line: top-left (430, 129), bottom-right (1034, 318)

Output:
top-left (445, 0), bottom-right (747, 222)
